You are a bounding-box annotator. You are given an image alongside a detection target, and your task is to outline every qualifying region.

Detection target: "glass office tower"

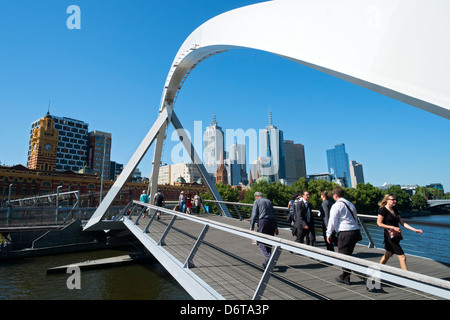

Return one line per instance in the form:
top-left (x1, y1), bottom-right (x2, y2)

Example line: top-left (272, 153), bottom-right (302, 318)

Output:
top-left (258, 112), bottom-right (286, 183)
top-left (203, 111), bottom-right (225, 181)
top-left (326, 143), bottom-right (351, 187)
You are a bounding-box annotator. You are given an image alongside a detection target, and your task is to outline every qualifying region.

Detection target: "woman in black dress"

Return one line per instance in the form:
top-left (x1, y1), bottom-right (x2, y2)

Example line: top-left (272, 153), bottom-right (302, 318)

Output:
top-left (377, 194), bottom-right (423, 270)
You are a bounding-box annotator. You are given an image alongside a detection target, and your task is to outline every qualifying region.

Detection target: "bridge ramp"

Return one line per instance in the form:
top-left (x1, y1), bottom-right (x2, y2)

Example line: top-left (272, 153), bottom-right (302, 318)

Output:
top-left (124, 212), bottom-right (449, 300)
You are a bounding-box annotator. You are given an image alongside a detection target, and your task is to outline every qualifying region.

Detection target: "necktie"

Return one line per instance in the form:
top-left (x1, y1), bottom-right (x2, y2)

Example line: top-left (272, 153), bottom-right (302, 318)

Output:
top-left (306, 202), bottom-right (310, 222)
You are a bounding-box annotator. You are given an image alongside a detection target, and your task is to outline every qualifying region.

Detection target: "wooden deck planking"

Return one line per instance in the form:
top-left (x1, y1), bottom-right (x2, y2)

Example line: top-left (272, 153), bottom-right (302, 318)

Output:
top-left (129, 213), bottom-right (449, 300)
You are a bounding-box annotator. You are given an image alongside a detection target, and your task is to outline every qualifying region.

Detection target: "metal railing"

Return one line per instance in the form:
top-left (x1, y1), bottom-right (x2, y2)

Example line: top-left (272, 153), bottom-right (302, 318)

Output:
top-left (0, 206), bottom-right (124, 230)
top-left (6, 190), bottom-right (80, 207)
top-left (202, 199), bottom-right (450, 264)
top-left (118, 200), bottom-right (450, 300)
top-left (0, 206), bottom-right (92, 230)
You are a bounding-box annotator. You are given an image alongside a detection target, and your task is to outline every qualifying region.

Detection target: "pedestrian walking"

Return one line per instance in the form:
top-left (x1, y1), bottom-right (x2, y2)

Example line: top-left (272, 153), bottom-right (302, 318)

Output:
top-left (319, 191), bottom-right (335, 251)
top-left (287, 193), bottom-right (298, 236)
top-left (179, 191), bottom-right (186, 213)
top-left (193, 192), bottom-right (203, 215)
top-left (186, 194), bottom-right (193, 214)
top-left (294, 191), bottom-right (316, 246)
top-left (153, 189), bottom-right (165, 220)
top-left (140, 190), bottom-right (150, 217)
top-left (250, 192), bottom-right (279, 268)
top-left (377, 193), bottom-right (423, 270)
top-left (326, 187), bottom-right (362, 285)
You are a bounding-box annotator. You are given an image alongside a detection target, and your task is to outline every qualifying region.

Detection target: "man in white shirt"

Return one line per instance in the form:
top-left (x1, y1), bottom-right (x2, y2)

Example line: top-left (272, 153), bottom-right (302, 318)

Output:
top-left (326, 187), bottom-right (362, 285)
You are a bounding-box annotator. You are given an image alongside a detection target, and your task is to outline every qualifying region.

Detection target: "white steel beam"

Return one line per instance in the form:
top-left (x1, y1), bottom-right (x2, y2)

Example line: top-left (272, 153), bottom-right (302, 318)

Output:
top-left (160, 0), bottom-right (450, 120)
top-left (170, 111), bottom-right (231, 217)
top-left (147, 109), bottom-right (169, 218)
top-left (83, 107), bottom-right (170, 231)
top-left (123, 217), bottom-right (225, 300)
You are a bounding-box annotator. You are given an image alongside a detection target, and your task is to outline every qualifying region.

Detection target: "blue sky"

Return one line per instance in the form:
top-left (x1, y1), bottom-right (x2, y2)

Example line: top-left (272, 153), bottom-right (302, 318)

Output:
top-left (0, 0), bottom-right (449, 191)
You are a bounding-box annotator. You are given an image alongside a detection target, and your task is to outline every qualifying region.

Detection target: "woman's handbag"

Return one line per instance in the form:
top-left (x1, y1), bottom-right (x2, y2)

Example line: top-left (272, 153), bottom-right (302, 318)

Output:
top-left (388, 228), bottom-right (403, 240)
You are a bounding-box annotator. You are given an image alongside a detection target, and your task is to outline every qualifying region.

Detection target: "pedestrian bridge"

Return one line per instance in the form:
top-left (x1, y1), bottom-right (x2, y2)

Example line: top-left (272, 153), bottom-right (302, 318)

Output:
top-left (79, 0), bottom-right (450, 300)
top-left (428, 200), bottom-right (450, 207)
top-left (87, 200), bottom-right (450, 300)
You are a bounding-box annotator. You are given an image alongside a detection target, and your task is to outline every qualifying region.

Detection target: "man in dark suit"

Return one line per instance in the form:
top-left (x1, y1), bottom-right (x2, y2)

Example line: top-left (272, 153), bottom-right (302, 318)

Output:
top-left (250, 191), bottom-right (279, 268)
top-left (294, 191), bottom-right (316, 246)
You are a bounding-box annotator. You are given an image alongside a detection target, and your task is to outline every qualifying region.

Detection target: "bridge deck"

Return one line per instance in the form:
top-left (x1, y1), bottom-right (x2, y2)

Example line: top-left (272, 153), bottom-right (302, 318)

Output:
top-left (129, 213), bottom-right (449, 300)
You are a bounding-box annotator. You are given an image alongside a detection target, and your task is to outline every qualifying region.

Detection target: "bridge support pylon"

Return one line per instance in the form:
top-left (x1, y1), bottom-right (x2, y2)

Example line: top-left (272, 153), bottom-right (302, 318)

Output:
top-left (84, 102), bottom-right (230, 231)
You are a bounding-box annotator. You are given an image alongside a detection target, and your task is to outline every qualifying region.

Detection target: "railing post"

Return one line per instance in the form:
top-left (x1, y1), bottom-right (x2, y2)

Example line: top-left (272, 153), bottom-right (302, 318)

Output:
top-left (128, 205), bottom-right (138, 220)
top-left (252, 245), bottom-right (281, 300)
top-left (116, 202), bottom-right (133, 220)
top-left (233, 205), bottom-right (243, 220)
top-left (144, 210), bottom-right (158, 233)
top-left (56, 186), bottom-right (62, 224)
top-left (158, 215), bottom-right (177, 246)
top-left (358, 217), bottom-right (375, 248)
top-left (184, 224), bottom-right (209, 268)
top-left (135, 206), bottom-right (147, 225)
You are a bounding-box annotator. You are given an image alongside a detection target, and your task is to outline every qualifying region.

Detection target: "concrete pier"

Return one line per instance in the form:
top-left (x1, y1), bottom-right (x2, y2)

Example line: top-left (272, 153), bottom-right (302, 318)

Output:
top-left (46, 253), bottom-right (152, 274)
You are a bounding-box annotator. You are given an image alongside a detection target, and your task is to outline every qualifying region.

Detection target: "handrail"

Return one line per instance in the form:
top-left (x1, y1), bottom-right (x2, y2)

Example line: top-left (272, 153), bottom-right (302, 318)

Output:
top-left (202, 199), bottom-right (450, 250)
top-left (7, 190), bottom-right (80, 206)
top-left (203, 199), bottom-right (450, 227)
top-left (122, 200), bottom-right (450, 300)
top-left (202, 199), bottom-right (379, 247)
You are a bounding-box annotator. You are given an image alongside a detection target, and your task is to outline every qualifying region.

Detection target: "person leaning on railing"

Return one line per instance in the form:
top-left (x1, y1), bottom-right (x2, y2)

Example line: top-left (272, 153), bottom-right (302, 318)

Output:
top-left (377, 193), bottom-right (423, 271)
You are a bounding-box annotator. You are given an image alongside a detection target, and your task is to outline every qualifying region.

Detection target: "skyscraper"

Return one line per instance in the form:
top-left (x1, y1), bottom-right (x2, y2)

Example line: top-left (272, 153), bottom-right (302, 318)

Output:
top-left (326, 143), bottom-right (351, 187)
top-left (258, 111), bottom-right (286, 183)
top-left (203, 111), bottom-right (225, 181)
top-left (349, 160), bottom-right (365, 188)
top-left (284, 140), bottom-right (306, 185)
top-left (87, 130), bottom-right (112, 180)
top-left (226, 142), bottom-right (247, 185)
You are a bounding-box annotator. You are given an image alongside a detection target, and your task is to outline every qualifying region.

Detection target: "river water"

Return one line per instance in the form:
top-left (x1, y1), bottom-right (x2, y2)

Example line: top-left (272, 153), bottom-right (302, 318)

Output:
top-left (0, 248), bottom-right (191, 300)
top-left (361, 214), bottom-right (450, 265)
top-left (1, 214), bottom-right (449, 300)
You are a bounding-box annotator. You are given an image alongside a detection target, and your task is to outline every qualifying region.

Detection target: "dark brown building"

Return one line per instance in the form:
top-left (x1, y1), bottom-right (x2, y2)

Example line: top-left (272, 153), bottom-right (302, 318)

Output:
top-left (215, 155), bottom-right (228, 185)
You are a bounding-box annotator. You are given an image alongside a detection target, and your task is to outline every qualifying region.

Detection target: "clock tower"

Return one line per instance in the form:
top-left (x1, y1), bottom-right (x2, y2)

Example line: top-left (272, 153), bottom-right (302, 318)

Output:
top-left (28, 112), bottom-right (59, 171)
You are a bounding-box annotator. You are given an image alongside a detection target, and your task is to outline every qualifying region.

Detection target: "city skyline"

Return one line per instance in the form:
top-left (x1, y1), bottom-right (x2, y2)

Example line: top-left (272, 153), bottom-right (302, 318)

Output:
top-left (6, 107), bottom-right (440, 190)
top-left (1, 1), bottom-right (449, 190)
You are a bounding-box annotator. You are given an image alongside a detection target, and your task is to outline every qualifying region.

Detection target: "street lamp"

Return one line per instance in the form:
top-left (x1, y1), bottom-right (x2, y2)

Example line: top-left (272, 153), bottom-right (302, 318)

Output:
top-left (7, 184), bottom-right (13, 226)
top-left (100, 135), bottom-right (109, 203)
top-left (8, 183), bottom-right (12, 206)
top-left (56, 185), bottom-right (62, 223)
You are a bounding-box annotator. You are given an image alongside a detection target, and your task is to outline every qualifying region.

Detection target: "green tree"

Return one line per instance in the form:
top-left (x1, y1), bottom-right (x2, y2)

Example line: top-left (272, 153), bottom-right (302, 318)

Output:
top-left (289, 177), bottom-right (308, 196)
top-left (350, 183), bottom-right (384, 214)
top-left (411, 193), bottom-right (427, 210)
top-left (385, 185), bottom-right (411, 211)
top-left (415, 186), bottom-right (433, 199)
top-left (215, 183), bottom-right (240, 202)
top-left (200, 183), bottom-right (240, 214)
top-left (305, 179), bottom-right (336, 209)
top-left (243, 180), bottom-right (291, 207)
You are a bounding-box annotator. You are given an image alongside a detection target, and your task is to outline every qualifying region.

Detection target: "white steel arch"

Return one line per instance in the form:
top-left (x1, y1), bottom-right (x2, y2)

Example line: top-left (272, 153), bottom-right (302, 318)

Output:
top-left (84, 0), bottom-right (450, 230)
top-left (162, 0), bottom-right (450, 118)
